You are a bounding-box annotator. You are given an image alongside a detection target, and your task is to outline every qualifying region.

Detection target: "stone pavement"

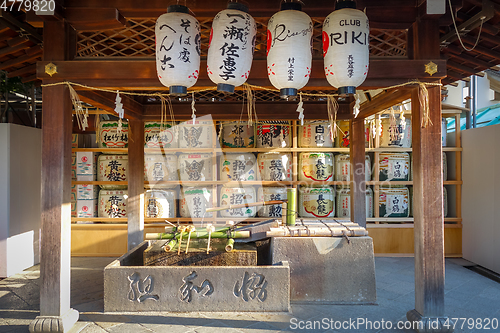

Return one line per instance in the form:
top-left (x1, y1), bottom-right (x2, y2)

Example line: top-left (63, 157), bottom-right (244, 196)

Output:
top-left (1, 257), bottom-right (499, 333)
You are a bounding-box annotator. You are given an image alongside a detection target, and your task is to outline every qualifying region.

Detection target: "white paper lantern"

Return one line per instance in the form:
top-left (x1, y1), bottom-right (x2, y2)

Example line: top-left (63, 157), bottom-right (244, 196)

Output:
top-left (156, 5), bottom-right (201, 96)
top-left (267, 3), bottom-right (313, 98)
top-left (206, 3), bottom-right (257, 93)
top-left (323, 1), bottom-right (369, 95)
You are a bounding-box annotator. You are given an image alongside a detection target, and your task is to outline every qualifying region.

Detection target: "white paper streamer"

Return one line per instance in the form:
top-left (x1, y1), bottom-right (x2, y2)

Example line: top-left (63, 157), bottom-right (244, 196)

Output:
top-left (296, 94), bottom-right (304, 125)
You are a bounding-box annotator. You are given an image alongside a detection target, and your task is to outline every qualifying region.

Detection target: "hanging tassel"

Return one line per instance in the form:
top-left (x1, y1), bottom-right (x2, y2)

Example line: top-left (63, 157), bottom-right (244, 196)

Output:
top-left (67, 83), bottom-right (88, 131)
top-left (191, 91), bottom-right (196, 125)
top-left (327, 95), bottom-right (339, 141)
top-left (399, 105), bottom-right (406, 129)
top-left (353, 92), bottom-right (361, 118)
top-left (296, 93), bottom-right (304, 125)
top-left (418, 82), bottom-right (433, 128)
top-left (389, 108), bottom-right (397, 142)
top-left (117, 118), bottom-right (123, 134)
top-left (243, 84), bottom-right (256, 127)
top-left (115, 91), bottom-right (124, 119)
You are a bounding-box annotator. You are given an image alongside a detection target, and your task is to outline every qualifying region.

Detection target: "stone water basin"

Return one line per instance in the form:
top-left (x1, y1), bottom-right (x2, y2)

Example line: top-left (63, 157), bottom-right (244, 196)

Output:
top-left (104, 240), bottom-right (290, 312)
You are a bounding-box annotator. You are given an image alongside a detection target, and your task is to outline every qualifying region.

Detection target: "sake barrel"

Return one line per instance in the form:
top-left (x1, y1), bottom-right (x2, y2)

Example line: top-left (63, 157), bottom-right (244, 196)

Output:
top-left (98, 120), bottom-right (128, 148)
top-left (178, 153), bottom-right (213, 181)
top-left (257, 152), bottom-right (292, 181)
top-left (336, 186), bottom-right (374, 218)
top-left (144, 189), bottom-right (176, 218)
top-left (144, 154), bottom-right (178, 188)
top-left (256, 121), bottom-right (291, 148)
top-left (257, 186), bottom-right (287, 217)
top-left (98, 190), bottom-right (128, 219)
top-left (298, 186), bottom-right (335, 218)
top-left (144, 122), bottom-right (178, 148)
top-left (298, 121), bottom-right (333, 148)
top-left (178, 119), bottom-right (213, 148)
top-left (442, 118), bottom-right (447, 147)
top-left (298, 152), bottom-right (334, 181)
top-left (334, 154), bottom-right (372, 182)
top-left (219, 153), bottom-right (257, 183)
top-left (380, 117), bottom-right (412, 148)
top-left (97, 154), bottom-right (128, 189)
top-left (335, 120), bottom-right (370, 148)
top-left (379, 186), bottom-right (409, 217)
top-left (219, 186), bottom-right (257, 218)
top-left (220, 121), bottom-right (255, 148)
top-left (379, 152), bottom-right (410, 181)
top-left (179, 187), bottom-right (212, 218)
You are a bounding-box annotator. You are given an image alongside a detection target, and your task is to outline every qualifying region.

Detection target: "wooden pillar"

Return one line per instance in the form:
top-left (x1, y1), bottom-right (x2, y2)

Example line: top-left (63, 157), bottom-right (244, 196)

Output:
top-left (30, 21), bottom-right (79, 333)
top-left (127, 119), bottom-right (144, 250)
top-left (350, 118), bottom-right (366, 227)
top-left (406, 14), bottom-right (451, 332)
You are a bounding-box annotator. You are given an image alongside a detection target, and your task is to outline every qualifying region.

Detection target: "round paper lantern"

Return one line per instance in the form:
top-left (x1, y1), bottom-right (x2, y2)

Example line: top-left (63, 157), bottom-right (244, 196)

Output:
top-left (267, 3), bottom-right (313, 98)
top-left (322, 1), bottom-right (369, 95)
top-left (206, 3), bottom-right (257, 93)
top-left (155, 5), bottom-right (201, 96)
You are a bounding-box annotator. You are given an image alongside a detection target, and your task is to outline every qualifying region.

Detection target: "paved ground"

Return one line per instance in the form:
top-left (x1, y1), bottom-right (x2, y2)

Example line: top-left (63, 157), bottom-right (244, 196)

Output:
top-left (0, 257), bottom-right (499, 333)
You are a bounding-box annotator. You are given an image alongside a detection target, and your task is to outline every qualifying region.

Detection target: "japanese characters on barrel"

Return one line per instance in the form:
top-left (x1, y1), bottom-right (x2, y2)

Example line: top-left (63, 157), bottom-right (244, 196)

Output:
top-left (266, 2), bottom-right (313, 98)
top-left (155, 5), bottom-right (201, 96)
top-left (207, 3), bottom-right (257, 93)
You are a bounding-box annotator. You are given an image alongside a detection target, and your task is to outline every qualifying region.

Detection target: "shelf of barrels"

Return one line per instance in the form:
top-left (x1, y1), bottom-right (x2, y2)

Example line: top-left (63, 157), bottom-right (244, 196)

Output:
top-left (70, 109), bottom-right (462, 257)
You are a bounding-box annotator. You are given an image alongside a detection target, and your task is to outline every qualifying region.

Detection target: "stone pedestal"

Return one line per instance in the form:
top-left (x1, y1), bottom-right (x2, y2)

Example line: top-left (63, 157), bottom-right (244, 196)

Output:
top-left (407, 309), bottom-right (454, 333)
top-left (29, 309), bottom-right (79, 333)
top-left (271, 236), bottom-right (376, 303)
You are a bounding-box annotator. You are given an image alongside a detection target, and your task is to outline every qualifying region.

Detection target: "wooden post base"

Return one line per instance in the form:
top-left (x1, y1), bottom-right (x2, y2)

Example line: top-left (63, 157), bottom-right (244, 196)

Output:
top-left (29, 309), bottom-right (79, 333)
top-left (407, 309), bottom-right (454, 333)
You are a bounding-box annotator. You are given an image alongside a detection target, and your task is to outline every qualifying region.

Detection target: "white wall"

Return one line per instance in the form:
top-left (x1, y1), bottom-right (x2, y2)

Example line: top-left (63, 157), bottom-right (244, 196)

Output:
top-left (445, 80), bottom-right (464, 107)
top-left (0, 124), bottom-right (41, 277)
top-left (462, 124), bottom-right (500, 274)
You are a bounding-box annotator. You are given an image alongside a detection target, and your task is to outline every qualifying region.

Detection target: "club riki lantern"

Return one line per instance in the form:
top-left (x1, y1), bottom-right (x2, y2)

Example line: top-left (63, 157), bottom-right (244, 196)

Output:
top-left (155, 5), bottom-right (201, 96)
top-left (267, 2), bottom-right (313, 99)
top-left (206, 3), bottom-right (257, 94)
top-left (323, 0), bottom-right (369, 95)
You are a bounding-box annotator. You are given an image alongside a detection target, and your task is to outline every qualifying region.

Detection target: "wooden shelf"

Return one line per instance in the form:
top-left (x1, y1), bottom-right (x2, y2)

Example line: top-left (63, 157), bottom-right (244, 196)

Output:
top-left (72, 181), bottom-right (128, 185)
top-left (72, 148), bottom-right (128, 153)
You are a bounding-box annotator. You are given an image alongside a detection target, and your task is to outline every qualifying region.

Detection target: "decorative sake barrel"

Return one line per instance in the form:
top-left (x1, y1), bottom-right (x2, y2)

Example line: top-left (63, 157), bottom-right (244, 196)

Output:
top-left (219, 153), bottom-right (257, 183)
top-left (219, 186), bottom-right (257, 218)
top-left (380, 117), bottom-right (412, 148)
top-left (298, 152), bottom-right (334, 181)
top-left (144, 189), bottom-right (176, 218)
top-left (178, 153), bottom-right (213, 182)
top-left (379, 186), bottom-right (409, 218)
top-left (144, 154), bottom-right (178, 188)
top-left (144, 122), bottom-right (178, 148)
top-left (178, 119), bottom-right (213, 148)
top-left (334, 120), bottom-right (370, 148)
top-left (336, 186), bottom-right (373, 218)
top-left (298, 121), bottom-right (333, 148)
top-left (98, 154), bottom-right (128, 189)
top-left (257, 186), bottom-right (287, 217)
top-left (98, 190), bottom-right (128, 219)
top-left (179, 187), bottom-right (212, 218)
top-left (220, 121), bottom-right (255, 148)
top-left (298, 186), bottom-right (335, 218)
top-left (256, 121), bottom-right (291, 148)
top-left (98, 120), bottom-right (129, 148)
top-left (379, 152), bottom-right (410, 181)
top-left (442, 118), bottom-right (447, 147)
top-left (257, 152), bottom-right (292, 181)
top-left (334, 154), bottom-right (372, 182)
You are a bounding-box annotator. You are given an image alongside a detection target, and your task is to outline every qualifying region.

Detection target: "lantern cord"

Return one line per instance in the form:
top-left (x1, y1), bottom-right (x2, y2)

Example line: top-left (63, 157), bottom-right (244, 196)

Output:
top-left (447, 0), bottom-right (485, 52)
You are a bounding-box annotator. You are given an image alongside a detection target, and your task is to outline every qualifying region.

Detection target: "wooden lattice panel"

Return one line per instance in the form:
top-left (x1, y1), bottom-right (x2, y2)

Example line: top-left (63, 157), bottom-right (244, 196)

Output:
top-left (77, 18), bottom-right (406, 58)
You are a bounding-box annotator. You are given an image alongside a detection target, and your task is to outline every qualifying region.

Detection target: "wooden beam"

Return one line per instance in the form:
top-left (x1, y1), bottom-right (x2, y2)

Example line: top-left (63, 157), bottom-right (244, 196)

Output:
top-left (36, 59), bottom-right (447, 90)
top-left (358, 88), bottom-right (412, 119)
top-left (143, 102), bottom-right (352, 121)
top-left (7, 64), bottom-right (37, 78)
top-left (442, 46), bottom-right (495, 69)
top-left (127, 118), bottom-right (144, 251)
top-left (447, 60), bottom-right (483, 76)
top-left (77, 90), bottom-right (143, 120)
top-left (459, 35), bottom-right (500, 61)
top-left (65, 8), bottom-right (128, 30)
top-left (350, 118), bottom-right (366, 228)
top-left (0, 41), bottom-right (31, 58)
top-left (31, 19), bottom-right (79, 333)
top-left (0, 48), bottom-right (42, 70)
